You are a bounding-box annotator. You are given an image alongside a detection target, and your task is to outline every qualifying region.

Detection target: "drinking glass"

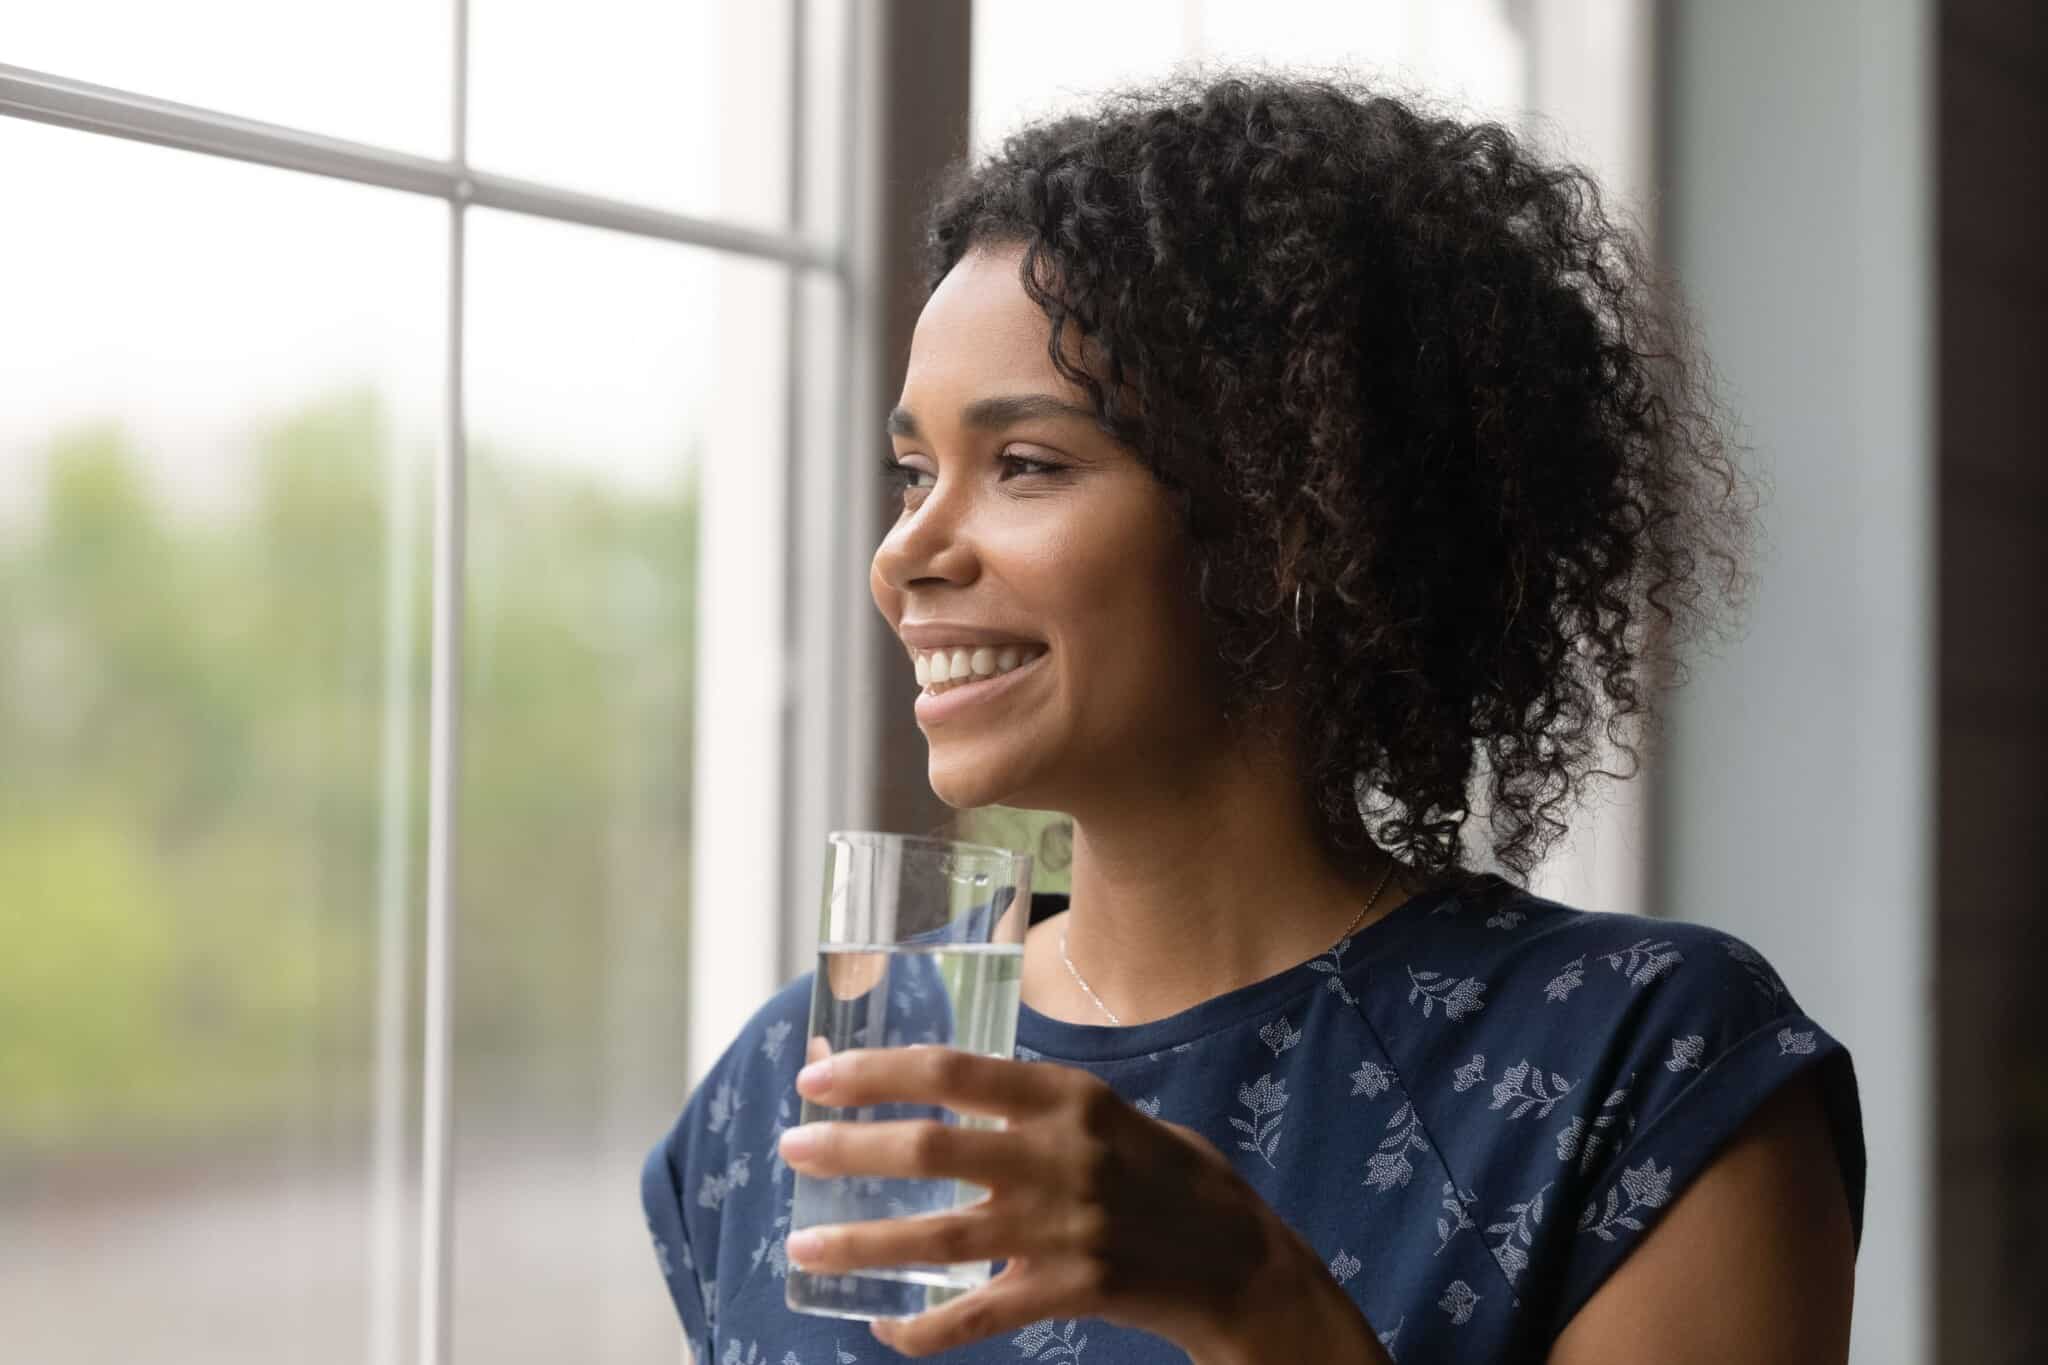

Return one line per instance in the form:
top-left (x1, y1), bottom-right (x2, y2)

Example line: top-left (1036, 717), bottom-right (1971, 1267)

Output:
top-left (784, 831), bottom-right (1032, 1322)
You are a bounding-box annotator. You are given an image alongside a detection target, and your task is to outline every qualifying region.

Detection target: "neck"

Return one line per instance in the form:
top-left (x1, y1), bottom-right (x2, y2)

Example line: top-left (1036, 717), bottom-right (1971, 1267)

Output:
top-left (1036, 735), bottom-right (1423, 1027)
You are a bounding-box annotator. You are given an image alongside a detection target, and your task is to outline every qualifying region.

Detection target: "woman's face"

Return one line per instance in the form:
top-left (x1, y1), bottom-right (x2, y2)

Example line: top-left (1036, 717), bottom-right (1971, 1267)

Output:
top-left (870, 243), bottom-right (1219, 812)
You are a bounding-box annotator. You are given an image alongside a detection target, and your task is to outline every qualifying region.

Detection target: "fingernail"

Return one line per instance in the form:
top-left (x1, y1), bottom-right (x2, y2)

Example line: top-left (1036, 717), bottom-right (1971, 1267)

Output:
top-left (779, 1125), bottom-right (821, 1159)
top-left (786, 1228), bottom-right (824, 1261)
top-left (796, 1058), bottom-right (837, 1092)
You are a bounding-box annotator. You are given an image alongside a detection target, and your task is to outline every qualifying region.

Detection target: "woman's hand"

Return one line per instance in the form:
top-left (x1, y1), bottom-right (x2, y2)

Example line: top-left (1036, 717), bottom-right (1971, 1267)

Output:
top-left (775, 1044), bottom-right (1388, 1362)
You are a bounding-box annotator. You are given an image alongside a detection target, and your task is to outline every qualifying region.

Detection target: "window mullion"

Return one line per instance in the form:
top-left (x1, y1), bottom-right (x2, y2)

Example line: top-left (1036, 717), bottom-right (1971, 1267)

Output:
top-left (416, 1), bottom-right (470, 1362)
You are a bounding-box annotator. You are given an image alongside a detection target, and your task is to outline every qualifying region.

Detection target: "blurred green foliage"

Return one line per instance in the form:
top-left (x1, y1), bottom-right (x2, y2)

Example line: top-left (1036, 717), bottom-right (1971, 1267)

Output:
top-left (956, 807), bottom-right (1072, 898)
top-left (0, 390), bottom-right (698, 1156)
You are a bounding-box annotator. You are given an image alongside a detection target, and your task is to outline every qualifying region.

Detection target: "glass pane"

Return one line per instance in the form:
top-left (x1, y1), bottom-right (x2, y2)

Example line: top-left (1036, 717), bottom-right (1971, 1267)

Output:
top-left (468, 0), bottom-right (793, 229)
top-left (972, 0), bottom-right (1526, 154)
top-left (0, 119), bottom-right (441, 1362)
top-left (8, 1), bottom-right (451, 157)
top-left (457, 208), bottom-right (787, 1359)
top-left (1194, 0), bottom-right (1524, 117)
top-left (970, 0), bottom-right (1187, 154)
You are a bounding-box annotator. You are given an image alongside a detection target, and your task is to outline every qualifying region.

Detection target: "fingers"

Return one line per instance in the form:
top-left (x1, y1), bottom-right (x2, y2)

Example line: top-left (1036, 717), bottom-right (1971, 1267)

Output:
top-left (784, 1201), bottom-right (1021, 1277)
top-left (797, 1044), bottom-right (1078, 1120)
top-left (778, 1116), bottom-right (1037, 1187)
top-left (870, 1261), bottom-right (1101, 1359)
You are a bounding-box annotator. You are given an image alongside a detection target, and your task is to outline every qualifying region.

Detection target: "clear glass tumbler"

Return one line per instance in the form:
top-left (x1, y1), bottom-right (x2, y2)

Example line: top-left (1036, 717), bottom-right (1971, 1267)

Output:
top-left (784, 831), bottom-right (1033, 1322)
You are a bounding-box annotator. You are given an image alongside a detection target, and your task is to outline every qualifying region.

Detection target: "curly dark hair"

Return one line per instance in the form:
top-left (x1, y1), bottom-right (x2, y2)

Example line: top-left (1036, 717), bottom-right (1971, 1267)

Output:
top-left (923, 72), bottom-right (1755, 889)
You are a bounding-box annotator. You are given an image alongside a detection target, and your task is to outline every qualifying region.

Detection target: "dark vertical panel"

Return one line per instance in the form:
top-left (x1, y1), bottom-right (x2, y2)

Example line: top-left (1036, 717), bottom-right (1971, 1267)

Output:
top-left (1936, 2), bottom-right (2048, 1361)
top-left (863, 0), bottom-right (973, 839)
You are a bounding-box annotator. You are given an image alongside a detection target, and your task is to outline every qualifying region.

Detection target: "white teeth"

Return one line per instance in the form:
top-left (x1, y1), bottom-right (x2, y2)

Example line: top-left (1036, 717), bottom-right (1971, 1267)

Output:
top-left (912, 643), bottom-right (1045, 693)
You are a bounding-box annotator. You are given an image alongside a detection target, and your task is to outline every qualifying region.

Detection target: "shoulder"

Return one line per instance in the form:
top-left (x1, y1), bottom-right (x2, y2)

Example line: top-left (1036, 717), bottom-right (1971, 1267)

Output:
top-left (1383, 884), bottom-right (1809, 1052)
top-left (1372, 884), bottom-right (1865, 1341)
top-left (1384, 885), bottom-right (1856, 1179)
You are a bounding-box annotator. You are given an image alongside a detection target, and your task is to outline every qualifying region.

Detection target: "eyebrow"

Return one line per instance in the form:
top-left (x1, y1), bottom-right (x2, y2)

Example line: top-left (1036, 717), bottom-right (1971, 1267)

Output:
top-left (886, 393), bottom-right (1097, 440)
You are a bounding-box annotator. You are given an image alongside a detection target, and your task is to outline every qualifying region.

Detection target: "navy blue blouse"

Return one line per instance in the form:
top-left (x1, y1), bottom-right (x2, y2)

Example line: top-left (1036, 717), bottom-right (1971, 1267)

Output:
top-left (642, 877), bottom-right (1865, 1363)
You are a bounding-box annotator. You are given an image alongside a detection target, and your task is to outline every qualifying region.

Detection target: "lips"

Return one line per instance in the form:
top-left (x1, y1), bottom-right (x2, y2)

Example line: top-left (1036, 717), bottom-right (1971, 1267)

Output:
top-left (897, 621), bottom-right (1044, 648)
top-left (912, 646), bottom-right (1048, 725)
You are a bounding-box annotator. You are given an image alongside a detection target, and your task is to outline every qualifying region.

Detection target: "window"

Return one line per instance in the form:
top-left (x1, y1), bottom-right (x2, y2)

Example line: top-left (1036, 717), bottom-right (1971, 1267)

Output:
top-left (0, 4), bottom-right (854, 1359)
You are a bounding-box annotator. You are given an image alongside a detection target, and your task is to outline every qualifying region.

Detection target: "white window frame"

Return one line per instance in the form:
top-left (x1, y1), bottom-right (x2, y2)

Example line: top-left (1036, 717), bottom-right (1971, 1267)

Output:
top-left (0, 1), bottom-right (870, 1356)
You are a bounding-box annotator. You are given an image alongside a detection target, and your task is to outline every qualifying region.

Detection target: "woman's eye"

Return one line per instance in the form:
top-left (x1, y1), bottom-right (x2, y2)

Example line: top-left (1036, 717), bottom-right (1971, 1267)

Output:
top-left (997, 452), bottom-right (1061, 479)
top-left (877, 450), bottom-right (1061, 501)
top-left (878, 455), bottom-right (934, 493)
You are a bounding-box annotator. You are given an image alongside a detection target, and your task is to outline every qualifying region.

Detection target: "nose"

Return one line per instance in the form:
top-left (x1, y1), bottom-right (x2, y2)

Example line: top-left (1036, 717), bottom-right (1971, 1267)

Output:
top-left (871, 479), bottom-right (979, 595)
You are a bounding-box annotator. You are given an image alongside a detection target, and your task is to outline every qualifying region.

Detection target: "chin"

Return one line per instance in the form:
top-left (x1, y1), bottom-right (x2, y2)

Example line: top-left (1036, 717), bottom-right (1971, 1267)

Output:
top-left (925, 746), bottom-right (1042, 813)
top-left (925, 761), bottom-right (1005, 812)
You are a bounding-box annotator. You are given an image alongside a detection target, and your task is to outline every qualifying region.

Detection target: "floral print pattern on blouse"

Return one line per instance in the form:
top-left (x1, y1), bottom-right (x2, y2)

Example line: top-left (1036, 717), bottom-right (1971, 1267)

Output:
top-left (643, 881), bottom-right (1865, 1363)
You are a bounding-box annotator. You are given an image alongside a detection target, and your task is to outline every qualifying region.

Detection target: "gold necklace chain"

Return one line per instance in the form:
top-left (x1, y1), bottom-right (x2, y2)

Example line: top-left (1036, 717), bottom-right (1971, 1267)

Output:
top-left (1057, 858), bottom-right (1397, 1028)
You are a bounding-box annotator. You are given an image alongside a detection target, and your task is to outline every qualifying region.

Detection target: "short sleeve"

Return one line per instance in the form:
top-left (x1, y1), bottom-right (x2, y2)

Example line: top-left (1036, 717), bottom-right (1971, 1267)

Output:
top-left (636, 971), bottom-right (816, 1356)
top-left (1542, 926), bottom-right (1867, 1340)
top-left (641, 1120), bottom-right (715, 1359)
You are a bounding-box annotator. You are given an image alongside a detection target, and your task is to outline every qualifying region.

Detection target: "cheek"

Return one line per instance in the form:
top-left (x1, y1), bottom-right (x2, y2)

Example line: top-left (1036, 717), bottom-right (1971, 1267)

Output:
top-left (1037, 529), bottom-right (1193, 682)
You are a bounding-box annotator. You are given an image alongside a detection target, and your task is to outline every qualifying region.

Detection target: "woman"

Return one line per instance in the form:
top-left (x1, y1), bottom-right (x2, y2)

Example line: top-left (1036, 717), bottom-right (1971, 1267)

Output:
top-left (644, 73), bottom-right (1863, 1363)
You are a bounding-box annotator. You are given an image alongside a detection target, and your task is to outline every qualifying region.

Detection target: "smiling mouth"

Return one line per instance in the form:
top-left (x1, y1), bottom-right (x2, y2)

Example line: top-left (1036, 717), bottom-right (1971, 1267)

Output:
top-left (910, 645), bottom-right (1049, 725)
top-left (912, 642), bottom-right (1049, 695)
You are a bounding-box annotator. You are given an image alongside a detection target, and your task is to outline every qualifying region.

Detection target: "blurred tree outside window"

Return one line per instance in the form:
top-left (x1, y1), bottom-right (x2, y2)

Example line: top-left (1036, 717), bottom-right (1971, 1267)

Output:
top-left (0, 3), bottom-right (826, 1359)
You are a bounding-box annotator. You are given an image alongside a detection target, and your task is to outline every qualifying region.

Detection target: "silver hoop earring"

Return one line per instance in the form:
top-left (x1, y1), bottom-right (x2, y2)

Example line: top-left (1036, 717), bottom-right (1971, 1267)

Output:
top-left (1293, 582), bottom-right (1313, 636)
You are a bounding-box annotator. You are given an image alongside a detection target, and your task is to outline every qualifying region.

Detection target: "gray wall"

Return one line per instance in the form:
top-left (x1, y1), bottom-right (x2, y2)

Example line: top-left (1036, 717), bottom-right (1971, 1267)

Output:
top-left (1657, 3), bottom-right (1932, 1363)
